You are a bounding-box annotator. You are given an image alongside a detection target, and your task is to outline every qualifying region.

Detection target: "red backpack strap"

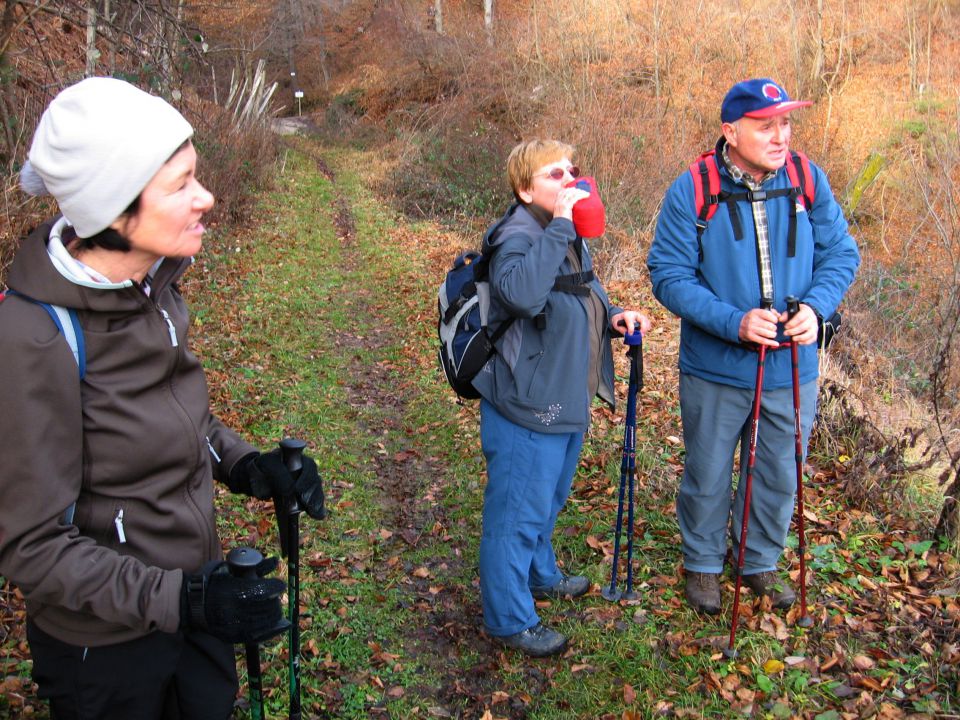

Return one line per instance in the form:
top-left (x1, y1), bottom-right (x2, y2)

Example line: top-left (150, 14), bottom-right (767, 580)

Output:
top-left (785, 150), bottom-right (815, 209)
top-left (688, 150), bottom-right (721, 261)
top-left (688, 150), bottom-right (721, 223)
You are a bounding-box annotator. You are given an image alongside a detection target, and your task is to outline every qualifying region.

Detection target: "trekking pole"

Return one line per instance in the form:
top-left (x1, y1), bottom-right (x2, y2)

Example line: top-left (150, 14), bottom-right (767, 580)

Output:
top-left (724, 298), bottom-right (774, 659)
top-left (785, 296), bottom-right (814, 629)
top-left (278, 438), bottom-right (305, 720)
top-left (622, 328), bottom-right (643, 600)
top-left (226, 546), bottom-right (268, 720)
top-left (602, 328), bottom-right (643, 602)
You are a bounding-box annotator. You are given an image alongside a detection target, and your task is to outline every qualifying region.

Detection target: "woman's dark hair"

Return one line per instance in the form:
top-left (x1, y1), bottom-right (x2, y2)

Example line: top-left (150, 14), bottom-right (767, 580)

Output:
top-left (69, 139), bottom-right (190, 252)
top-left (70, 195), bottom-right (141, 252)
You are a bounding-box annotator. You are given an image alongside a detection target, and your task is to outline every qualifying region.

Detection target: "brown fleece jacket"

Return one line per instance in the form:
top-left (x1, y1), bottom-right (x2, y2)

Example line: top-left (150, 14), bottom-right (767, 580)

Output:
top-left (0, 218), bottom-right (256, 647)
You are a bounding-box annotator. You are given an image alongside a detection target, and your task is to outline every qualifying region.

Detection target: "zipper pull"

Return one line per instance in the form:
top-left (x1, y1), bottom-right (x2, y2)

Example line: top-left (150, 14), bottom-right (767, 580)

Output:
top-left (114, 508), bottom-right (127, 544)
top-left (159, 308), bottom-right (179, 347)
top-left (206, 436), bottom-right (221, 463)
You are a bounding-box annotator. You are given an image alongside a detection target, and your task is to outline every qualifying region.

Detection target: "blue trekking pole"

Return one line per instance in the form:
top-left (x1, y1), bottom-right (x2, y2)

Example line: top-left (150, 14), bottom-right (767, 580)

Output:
top-left (602, 328), bottom-right (644, 602)
top-left (277, 438), bottom-right (305, 720)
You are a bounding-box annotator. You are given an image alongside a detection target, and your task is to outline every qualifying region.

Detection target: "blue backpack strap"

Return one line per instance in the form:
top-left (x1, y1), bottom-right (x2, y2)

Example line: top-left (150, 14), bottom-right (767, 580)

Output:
top-left (3, 289), bottom-right (85, 379)
top-left (2, 290), bottom-right (83, 524)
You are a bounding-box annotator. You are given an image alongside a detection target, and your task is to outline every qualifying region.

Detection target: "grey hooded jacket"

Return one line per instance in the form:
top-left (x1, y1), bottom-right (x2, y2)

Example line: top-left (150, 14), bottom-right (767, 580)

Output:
top-left (470, 203), bottom-right (622, 433)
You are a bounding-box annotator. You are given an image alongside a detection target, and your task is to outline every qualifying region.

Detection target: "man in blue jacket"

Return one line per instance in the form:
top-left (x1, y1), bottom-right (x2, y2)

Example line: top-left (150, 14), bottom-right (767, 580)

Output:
top-left (648, 79), bottom-right (859, 614)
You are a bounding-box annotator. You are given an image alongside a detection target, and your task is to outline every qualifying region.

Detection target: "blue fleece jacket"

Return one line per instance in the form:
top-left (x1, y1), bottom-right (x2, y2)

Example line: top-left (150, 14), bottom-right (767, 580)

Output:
top-left (648, 142), bottom-right (860, 390)
top-left (471, 203), bottom-right (622, 433)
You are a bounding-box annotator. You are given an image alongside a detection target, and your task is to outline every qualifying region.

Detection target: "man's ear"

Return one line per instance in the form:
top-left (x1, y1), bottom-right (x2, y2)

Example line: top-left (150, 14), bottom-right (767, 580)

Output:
top-left (517, 187), bottom-right (534, 204)
top-left (721, 121), bottom-right (738, 148)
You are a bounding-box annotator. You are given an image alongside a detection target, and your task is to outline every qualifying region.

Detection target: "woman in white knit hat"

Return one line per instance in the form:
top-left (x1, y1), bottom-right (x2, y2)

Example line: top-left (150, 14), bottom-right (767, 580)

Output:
top-left (0, 78), bottom-right (326, 719)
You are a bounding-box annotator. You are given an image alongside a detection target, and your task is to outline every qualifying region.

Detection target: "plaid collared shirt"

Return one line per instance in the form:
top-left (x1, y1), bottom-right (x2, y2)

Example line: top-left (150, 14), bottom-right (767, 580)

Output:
top-left (721, 143), bottom-right (777, 302)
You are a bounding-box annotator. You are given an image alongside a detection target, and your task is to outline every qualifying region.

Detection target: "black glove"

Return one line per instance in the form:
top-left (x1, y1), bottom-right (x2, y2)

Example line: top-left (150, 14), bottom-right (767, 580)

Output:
top-left (181, 557), bottom-right (288, 644)
top-left (233, 449), bottom-right (326, 520)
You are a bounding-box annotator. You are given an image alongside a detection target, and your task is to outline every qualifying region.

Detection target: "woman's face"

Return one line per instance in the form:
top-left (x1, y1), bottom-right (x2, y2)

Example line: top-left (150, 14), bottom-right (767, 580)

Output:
top-left (519, 157), bottom-right (578, 214)
top-left (113, 142), bottom-right (214, 262)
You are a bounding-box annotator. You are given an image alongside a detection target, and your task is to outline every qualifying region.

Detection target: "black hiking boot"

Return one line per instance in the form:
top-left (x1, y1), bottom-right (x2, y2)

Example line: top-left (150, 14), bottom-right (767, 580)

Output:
top-left (530, 574), bottom-right (590, 600)
top-left (496, 623), bottom-right (568, 657)
top-left (743, 571), bottom-right (796, 609)
top-left (684, 571), bottom-right (721, 615)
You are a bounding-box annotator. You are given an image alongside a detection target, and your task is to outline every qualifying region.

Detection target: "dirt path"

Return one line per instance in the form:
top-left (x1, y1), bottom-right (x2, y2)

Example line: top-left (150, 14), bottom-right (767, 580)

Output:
top-left (287, 142), bottom-right (543, 718)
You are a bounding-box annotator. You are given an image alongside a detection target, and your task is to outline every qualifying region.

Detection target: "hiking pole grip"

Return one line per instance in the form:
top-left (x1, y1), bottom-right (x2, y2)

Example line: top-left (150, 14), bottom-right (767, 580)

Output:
top-left (279, 438), bottom-right (306, 509)
top-left (786, 296), bottom-right (800, 318)
top-left (226, 547), bottom-right (267, 720)
top-left (278, 438), bottom-right (304, 720)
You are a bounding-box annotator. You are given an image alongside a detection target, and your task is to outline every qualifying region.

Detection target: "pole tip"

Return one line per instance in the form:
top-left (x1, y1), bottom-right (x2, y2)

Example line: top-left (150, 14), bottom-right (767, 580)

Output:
top-left (601, 587), bottom-right (622, 602)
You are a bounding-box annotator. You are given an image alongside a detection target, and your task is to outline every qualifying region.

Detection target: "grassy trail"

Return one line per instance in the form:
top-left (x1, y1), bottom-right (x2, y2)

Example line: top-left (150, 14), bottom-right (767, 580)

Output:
top-left (196, 138), bottom-right (703, 718)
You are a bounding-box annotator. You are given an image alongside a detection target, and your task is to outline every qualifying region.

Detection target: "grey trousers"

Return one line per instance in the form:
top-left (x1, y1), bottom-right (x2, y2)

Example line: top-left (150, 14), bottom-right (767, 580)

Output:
top-left (678, 372), bottom-right (818, 574)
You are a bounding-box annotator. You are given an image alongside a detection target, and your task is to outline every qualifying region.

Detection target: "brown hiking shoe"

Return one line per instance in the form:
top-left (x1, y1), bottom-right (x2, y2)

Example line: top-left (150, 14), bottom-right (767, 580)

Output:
top-left (743, 571), bottom-right (796, 609)
top-left (684, 571), bottom-right (721, 615)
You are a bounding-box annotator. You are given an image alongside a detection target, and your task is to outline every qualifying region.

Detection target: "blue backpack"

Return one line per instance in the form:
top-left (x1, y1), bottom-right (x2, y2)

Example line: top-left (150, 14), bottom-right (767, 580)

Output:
top-left (437, 250), bottom-right (514, 400)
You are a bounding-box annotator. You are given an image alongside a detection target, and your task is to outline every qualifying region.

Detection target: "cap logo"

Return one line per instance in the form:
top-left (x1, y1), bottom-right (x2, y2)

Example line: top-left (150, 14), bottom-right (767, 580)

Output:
top-left (762, 83), bottom-right (784, 102)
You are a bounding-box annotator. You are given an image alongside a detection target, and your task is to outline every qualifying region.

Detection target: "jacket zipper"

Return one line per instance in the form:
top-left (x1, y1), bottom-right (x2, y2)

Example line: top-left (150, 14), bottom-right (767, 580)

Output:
top-left (114, 508), bottom-right (127, 544)
top-left (206, 437), bottom-right (221, 463)
top-left (159, 308), bottom-right (179, 347)
top-left (156, 300), bottom-right (216, 559)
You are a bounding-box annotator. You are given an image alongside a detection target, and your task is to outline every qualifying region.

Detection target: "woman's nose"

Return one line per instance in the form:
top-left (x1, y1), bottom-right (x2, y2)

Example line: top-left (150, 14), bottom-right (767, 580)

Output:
top-left (194, 182), bottom-right (215, 210)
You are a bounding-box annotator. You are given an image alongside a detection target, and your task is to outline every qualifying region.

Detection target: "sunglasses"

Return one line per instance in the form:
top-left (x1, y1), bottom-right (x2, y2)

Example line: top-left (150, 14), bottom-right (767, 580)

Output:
top-left (534, 165), bottom-right (581, 181)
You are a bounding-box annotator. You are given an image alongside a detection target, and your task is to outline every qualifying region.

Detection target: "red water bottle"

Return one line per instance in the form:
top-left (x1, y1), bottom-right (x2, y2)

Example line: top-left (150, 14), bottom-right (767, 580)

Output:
top-left (566, 176), bottom-right (605, 238)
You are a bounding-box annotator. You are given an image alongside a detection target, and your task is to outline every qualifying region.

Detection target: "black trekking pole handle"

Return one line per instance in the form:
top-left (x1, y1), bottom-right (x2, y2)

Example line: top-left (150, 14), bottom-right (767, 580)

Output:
top-left (279, 439), bottom-right (305, 515)
top-left (279, 438), bottom-right (305, 720)
top-left (785, 296), bottom-right (800, 319)
top-left (226, 547), bottom-right (268, 720)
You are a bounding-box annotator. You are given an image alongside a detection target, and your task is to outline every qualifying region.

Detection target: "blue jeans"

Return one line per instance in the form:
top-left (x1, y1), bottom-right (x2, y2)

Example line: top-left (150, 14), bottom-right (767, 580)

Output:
top-left (479, 400), bottom-right (584, 636)
top-left (678, 373), bottom-right (818, 574)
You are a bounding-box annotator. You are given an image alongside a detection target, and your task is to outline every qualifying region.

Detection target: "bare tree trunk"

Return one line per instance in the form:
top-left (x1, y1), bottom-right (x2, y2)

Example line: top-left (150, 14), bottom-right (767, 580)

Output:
top-left (85, 0), bottom-right (97, 77)
top-left (434, 0), bottom-right (443, 34)
top-left (103, 0), bottom-right (115, 73)
top-left (484, 0), bottom-right (494, 45)
top-left (287, 0), bottom-right (300, 100)
top-left (651, 0), bottom-right (662, 101)
top-left (936, 464), bottom-right (959, 541)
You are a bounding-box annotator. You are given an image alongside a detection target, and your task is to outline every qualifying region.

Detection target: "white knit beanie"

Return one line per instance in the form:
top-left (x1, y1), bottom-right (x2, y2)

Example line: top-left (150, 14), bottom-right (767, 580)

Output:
top-left (20, 77), bottom-right (194, 238)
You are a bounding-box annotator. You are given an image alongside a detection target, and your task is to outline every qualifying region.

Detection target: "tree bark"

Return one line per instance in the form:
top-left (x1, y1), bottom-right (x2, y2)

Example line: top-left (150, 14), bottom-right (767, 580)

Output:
top-left (936, 463), bottom-right (959, 541)
top-left (484, 0), bottom-right (494, 45)
top-left (85, 0), bottom-right (97, 77)
top-left (434, 0), bottom-right (442, 34)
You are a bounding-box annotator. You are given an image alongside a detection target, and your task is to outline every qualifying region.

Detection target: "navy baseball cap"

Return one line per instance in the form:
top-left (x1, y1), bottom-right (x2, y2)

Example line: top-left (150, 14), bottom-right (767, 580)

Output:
top-left (721, 78), bottom-right (812, 123)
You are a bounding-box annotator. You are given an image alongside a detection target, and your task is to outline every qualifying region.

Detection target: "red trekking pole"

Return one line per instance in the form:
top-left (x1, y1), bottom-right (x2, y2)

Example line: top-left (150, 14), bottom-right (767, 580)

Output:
top-left (785, 296), bottom-right (814, 629)
top-left (724, 298), bottom-right (774, 659)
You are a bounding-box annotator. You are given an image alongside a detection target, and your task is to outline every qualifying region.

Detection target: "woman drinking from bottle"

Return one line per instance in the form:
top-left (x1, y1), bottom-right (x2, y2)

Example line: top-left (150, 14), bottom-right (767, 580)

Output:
top-left (471, 139), bottom-right (651, 656)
